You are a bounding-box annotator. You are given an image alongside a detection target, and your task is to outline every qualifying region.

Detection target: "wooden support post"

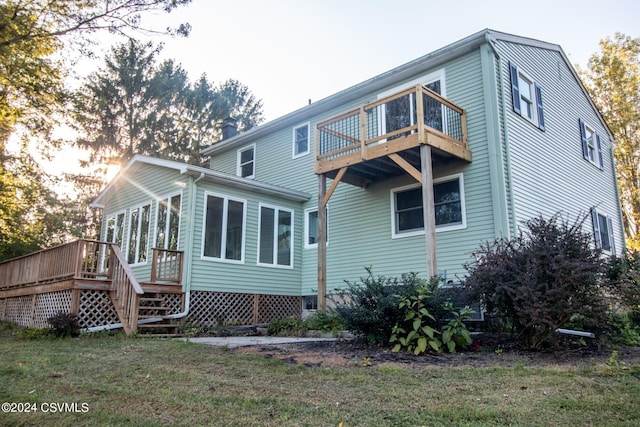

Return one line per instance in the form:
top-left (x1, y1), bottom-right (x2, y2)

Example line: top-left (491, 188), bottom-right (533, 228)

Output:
top-left (252, 294), bottom-right (260, 324)
top-left (421, 145), bottom-right (438, 278)
top-left (317, 173), bottom-right (327, 311)
top-left (70, 289), bottom-right (81, 316)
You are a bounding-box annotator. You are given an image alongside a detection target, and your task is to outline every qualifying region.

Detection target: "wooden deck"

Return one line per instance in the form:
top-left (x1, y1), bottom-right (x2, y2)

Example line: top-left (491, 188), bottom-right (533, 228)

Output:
top-left (315, 84), bottom-right (471, 187)
top-left (0, 240), bottom-right (184, 334)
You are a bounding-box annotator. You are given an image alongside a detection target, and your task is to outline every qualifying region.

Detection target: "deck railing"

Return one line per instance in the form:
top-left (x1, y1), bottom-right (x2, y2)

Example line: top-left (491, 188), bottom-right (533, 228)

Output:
top-left (108, 245), bottom-right (143, 334)
top-left (315, 84), bottom-right (469, 173)
top-left (150, 248), bottom-right (184, 285)
top-left (0, 240), bottom-right (111, 290)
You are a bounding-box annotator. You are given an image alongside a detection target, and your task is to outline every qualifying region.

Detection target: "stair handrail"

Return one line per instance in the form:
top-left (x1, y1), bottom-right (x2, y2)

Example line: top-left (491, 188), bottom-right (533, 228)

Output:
top-left (108, 244), bottom-right (144, 334)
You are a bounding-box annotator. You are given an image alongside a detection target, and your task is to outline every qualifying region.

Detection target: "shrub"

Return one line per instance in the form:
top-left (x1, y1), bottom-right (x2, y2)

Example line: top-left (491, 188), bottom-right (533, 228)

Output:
top-left (330, 267), bottom-right (424, 344)
top-left (47, 312), bottom-right (80, 338)
top-left (303, 310), bottom-right (344, 335)
top-left (462, 213), bottom-right (608, 349)
top-left (267, 316), bottom-right (306, 336)
top-left (606, 250), bottom-right (640, 310)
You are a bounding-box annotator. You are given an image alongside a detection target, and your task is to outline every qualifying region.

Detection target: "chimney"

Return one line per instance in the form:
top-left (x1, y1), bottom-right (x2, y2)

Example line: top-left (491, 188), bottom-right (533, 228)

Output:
top-left (221, 117), bottom-right (238, 140)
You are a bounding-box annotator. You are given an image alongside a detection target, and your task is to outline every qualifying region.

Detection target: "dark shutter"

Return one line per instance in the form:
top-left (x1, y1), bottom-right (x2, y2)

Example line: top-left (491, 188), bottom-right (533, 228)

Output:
top-left (579, 119), bottom-right (589, 160)
top-left (591, 208), bottom-right (602, 249)
top-left (596, 134), bottom-right (603, 169)
top-left (535, 83), bottom-right (545, 131)
top-left (607, 216), bottom-right (616, 254)
top-left (509, 62), bottom-right (521, 114)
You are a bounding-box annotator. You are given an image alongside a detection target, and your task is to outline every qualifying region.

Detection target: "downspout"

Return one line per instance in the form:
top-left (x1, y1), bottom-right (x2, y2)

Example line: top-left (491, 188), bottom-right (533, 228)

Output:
top-left (84, 173), bottom-right (205, 333)
top-left (163, 172), bottom-right (205, 320)
top-left (486, 33), bottom-right (518, 238)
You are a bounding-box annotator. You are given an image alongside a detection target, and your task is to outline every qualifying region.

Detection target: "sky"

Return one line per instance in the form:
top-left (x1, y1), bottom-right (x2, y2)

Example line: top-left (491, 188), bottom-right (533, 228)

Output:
top-left (124, 0), bottom-right (640, 122)
top-left (44, 0), bottom-right (639, 182)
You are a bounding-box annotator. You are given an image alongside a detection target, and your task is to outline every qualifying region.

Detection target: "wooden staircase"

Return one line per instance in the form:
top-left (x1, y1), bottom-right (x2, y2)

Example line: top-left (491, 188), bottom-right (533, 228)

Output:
top-left (136, 294), bottom-right (181, 337)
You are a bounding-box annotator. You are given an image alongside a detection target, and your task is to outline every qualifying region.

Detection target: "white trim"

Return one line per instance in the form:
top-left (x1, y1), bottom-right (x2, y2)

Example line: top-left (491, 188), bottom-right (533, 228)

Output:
top-left (127, 201), bottom-right (152, 265)
top-left (236, 144), bottom-right (256, 179)
top-left (592, 208), bottom-right (615, 254)
top-left (154, 191), bottom-right (183, 251)
top-left (304, 206), bottom-right (329, 249)
top-left (292, 122), bottom-right (311, 159)
top-left (390, 173), bottom-right (467, 239)
top-left (201, 191), bottom-right (247, 264)
top-left (257, 202), bottom-right (294, 269)
top-left (515, 67), bottom-right (538, 125)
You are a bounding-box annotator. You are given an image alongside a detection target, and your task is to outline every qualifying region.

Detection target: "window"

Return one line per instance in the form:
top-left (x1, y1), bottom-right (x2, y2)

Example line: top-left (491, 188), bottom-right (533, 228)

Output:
top-left (127, 203), bottom-right (151, 264)
top-left (237, 144), bottom-right (255, 178)
top-left (293, 123), bottom-right (310, 158)
top-left (391, 174), bottom-right (466, 237)
top-left (156, 193), bottom-right (181, 251)
top-left (105, 211), bottom-right (125, 247)
top-left (591, 208), bottom-right (616, 253)
top-left (304, 207), bottom-right (329, 248)
top-left (258, 204), bottom-right (293, 268)
top-left (302, 295), bottom-right (318, 310)
top-left (202, 193), bottom-right (246, 263)
top-left (509, 62), bottom-right (545, 131)
top-left (580, 119), bottom-right (604, 169)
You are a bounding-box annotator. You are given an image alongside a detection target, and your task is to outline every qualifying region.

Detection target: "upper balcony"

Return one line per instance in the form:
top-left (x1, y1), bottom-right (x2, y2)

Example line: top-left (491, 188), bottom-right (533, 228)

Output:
top-left (314, 84), bottom-right (471, 187)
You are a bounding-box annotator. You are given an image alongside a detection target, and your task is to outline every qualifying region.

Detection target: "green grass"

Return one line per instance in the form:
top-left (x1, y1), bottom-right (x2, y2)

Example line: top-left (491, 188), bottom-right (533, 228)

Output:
top-left (1, 333), bottom-right (639, 426)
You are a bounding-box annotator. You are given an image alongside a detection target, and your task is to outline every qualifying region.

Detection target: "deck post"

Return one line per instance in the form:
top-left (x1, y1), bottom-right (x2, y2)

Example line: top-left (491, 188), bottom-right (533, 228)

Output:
top-left (318, 173), bottom-right (327, 311)
top-left (421, 145), bottom-right (438, 277)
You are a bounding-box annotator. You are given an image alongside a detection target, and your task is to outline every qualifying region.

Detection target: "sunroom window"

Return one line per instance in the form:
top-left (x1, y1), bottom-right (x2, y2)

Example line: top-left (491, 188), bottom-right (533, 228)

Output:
top-left (258, 204), bottom-right (293, 268)
top-left (127, 203), bottom-right (151, 264)
top-left (203, 193), bottom-right (245, 263)
top-left (156, 193), bottom-right (181, 251)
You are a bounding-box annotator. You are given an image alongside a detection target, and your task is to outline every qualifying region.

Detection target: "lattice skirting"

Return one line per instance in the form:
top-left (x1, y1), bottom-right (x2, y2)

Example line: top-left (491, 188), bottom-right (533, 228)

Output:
top-left (78, 290), bottom-right (119, 328)
top-left (186, 291), bottom-right (301, 327)
top-left (1, 291), bottom-right (73, 328)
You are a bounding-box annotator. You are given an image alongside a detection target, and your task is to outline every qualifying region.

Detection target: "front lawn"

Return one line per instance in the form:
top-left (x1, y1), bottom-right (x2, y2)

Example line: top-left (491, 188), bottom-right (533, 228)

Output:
top-left (1, 333), bottom-right (639, 426)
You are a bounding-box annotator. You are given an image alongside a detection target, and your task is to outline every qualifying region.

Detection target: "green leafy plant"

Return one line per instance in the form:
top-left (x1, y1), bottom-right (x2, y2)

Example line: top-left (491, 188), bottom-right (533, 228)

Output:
top-left (390, 281), bottom-right (473, 355)
top-left (331, 267), bottom-right (425, 345)
top-left (607, 310), bottom-right (640, 347)
top-left (14, 327), bottom-right (55, 340)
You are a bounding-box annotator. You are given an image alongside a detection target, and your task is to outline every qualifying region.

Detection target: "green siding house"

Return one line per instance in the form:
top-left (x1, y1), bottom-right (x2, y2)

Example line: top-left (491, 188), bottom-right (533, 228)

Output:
top-left (91, 29), bottom-right (624, 326)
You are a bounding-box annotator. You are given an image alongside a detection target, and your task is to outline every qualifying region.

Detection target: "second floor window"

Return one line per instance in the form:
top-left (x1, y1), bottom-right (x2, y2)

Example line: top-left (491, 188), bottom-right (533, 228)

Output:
top-left (293, 123), bottom-right (310, 158)
top-left (237, 145), bottom-right (255, 178)
top-left (580, 119), bottom-right (604, 169)
top-left (509, 61), bottom-right (545, 131)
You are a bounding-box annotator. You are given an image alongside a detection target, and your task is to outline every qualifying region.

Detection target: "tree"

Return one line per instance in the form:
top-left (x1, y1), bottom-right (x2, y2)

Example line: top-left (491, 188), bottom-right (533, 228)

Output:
top-left (0, 0), bottom-right (191, 260)
top-left (1, 0), bottom-right (191, 151)
top-left (74, 39), bottom-right (264, 167)
top-left (580, 33), bottom-right (640, 250)
top-left (462, 214), bottom-right (608, 349)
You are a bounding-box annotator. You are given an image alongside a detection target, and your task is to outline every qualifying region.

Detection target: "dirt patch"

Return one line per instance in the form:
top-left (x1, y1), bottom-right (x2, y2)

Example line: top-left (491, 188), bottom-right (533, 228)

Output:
top-left (235, 334), bottom-right (640, 369)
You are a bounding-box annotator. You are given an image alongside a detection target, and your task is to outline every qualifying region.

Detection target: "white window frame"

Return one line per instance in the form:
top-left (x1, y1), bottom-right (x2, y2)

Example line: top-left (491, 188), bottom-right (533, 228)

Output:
top-left (257, 203), bottom-right (294, 269)
top-left (155, 191), bottom-right (182, 251)
top-left (517, 70), bottom-right (536, 123)
top-left (201, 191), bottom-right (247, 264)
top-left (292, 122), bottom-right (311, 158)
top-left (592, 208), bottom-right (616, 254)
top-left (127, 201), bottom-right (152, 265)
top-left (580, 119), bottom-right (603, 169)
top-left (236, 144), bottom-right (256, 179)
top-left (390, 173), bottom-right (467, 239)
top-left (304, 206), bottom-right (329, 249)
top-left (102, 210), bottom-right (126, 271)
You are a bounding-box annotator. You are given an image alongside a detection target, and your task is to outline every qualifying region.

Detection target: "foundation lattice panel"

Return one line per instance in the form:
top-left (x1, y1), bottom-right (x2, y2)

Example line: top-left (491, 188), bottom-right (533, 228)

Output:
top-left (32, 290), bottom-right (73, 328)
top-left (78, 290), bottom-right (120, 328)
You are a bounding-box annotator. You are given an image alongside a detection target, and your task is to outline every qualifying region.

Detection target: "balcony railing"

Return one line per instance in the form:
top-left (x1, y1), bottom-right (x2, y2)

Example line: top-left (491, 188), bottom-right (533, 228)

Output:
top-left (315, 84), bottom-right (470, 175)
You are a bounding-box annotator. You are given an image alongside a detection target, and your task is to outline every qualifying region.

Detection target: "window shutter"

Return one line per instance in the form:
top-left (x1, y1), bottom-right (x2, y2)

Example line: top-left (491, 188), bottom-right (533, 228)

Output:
top-left (579, 119), bottom-right (589, 160)
top-left (509, 62), bottom-right (521, 114)
top-left (596, 134), bottom-right (603, 169)
top-left (591, 208), bottom-right (602, 249)
top-left (535, 83), bottom-right (545, 131)
top-left (607, 217), bottom-right (616, 254)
